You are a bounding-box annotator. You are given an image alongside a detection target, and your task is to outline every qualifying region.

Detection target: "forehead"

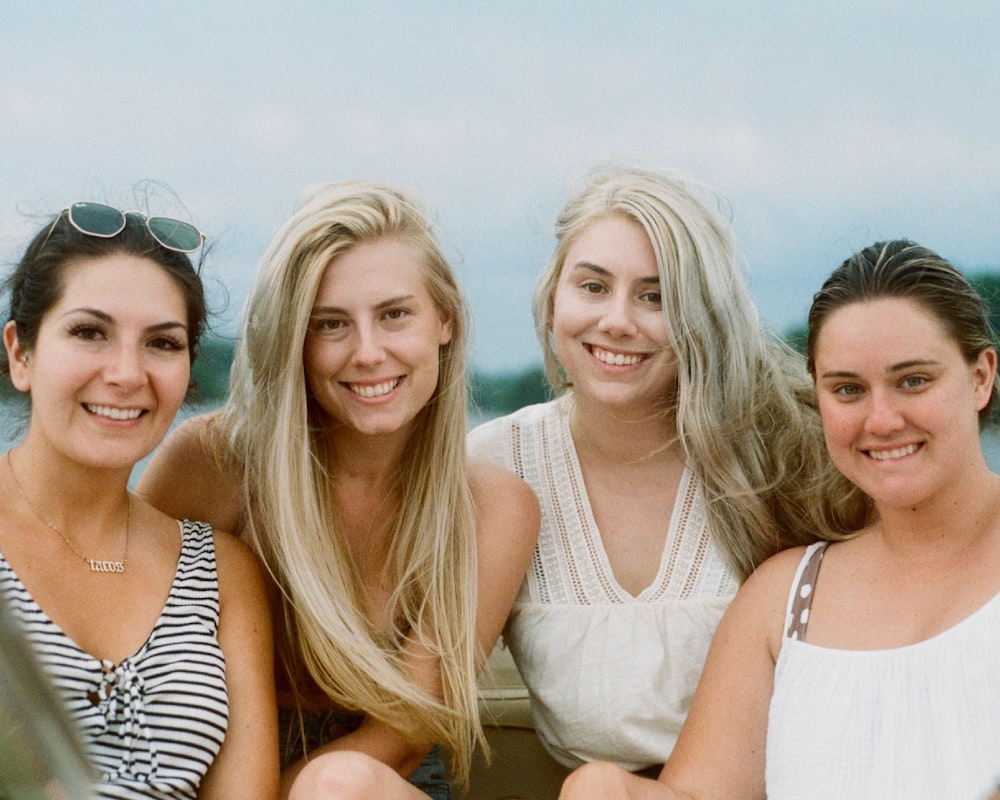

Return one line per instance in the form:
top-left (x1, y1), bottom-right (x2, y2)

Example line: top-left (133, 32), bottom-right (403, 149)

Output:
top-left (53, 254), bottom-right (187, 315)
top-left (314, 237), bottom-right (434, 302)
top-left (562, 215), bottom-right (655, 270)
top-left (814, 298), bottom-right (957, 367)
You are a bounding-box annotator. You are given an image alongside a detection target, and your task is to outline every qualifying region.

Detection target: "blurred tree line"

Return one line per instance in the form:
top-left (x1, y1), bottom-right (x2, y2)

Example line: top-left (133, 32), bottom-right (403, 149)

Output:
top-left (5, 272), bottom-right (999, 412)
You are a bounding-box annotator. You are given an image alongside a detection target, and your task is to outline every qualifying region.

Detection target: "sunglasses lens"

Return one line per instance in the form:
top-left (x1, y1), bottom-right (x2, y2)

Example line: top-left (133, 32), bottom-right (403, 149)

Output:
top-left (147, 217), bottom-right (204, 253)
top-left (68, 202), bottom-right (126, 236)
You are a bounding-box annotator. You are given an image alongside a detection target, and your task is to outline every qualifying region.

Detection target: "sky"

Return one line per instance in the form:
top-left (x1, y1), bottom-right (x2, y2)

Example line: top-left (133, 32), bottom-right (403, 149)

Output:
top-left (2, 1), bottom-right (998, 373)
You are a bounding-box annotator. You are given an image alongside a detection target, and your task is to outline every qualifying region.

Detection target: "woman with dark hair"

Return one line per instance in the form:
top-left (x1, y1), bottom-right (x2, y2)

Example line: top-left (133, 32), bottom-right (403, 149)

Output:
top-left (0, 202), bottom-right (277, 800)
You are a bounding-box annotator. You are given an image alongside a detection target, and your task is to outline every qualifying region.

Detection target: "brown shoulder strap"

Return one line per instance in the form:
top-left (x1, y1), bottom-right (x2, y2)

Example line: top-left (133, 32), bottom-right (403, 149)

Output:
top-left (785, 543), bottom-right (828, 641)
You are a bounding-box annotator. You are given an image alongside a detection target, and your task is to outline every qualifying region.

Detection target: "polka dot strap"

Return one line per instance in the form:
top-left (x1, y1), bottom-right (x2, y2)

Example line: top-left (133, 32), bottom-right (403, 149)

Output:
top-left (784, 543), bottom-right (828, 641)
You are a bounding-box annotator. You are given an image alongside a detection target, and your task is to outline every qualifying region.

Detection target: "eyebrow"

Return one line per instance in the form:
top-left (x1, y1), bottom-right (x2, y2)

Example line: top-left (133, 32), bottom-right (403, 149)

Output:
top-left (60, 307), bottom-right (188, 333)
top-left (819, 359), bottom-right (942, 379)
top-left (569, 261), bottom-right (660, 286)
top-left (311, 294), bottom-right (416, 315)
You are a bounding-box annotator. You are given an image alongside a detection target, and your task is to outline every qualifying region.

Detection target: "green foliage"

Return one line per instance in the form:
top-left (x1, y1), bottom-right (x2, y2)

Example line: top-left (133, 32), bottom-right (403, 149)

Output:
top-left (191, 335), bottom-right (236, 403)
top-left (470, 365), bottom-right (550, 416)
top-left (784, 323), bottom-right (808, 356)
top-left (969, 272), bottom-right (1000, 341)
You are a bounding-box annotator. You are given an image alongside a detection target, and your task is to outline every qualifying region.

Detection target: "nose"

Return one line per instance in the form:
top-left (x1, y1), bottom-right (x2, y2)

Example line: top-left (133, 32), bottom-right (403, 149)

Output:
top-left (104, 342), bottom-right (149, 391)
top-left (351, 323), bottom-right (387, 367)
top-left (864, 389), bottom-right (905, 436)
top-left (597, 294), bottom-right (638, 338)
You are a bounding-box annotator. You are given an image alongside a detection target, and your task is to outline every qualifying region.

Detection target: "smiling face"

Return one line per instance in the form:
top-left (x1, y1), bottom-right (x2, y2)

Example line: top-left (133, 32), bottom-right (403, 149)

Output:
top-left (813, 297), bottom-right (995, 510)
top-left (302, 236), bottom-right (453, 441)
top-left (4, 253), bottom-right (192, 472)
top-left (550, 214), bottom-right (676, 418)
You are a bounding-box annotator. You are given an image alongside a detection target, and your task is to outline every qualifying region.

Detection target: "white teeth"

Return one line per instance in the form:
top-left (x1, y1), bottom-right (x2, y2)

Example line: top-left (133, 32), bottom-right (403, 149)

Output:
top-left (349, 379), bottom-right (400, 398)
top-left (592, 347), bottom-right (642, 366)
top-left (85, 404), bottom-right (143, 420)
top-left (868, 443), bottom-right (919, 461)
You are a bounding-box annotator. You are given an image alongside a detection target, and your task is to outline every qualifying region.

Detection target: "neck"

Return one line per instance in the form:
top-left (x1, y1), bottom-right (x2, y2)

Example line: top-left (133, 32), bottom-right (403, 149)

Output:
top-left (567, 392), bottom-right (680, 466)
top-left (874, 459), bottom-right (1000, 559)
top-left (6, 446), bottom-right (132, 572)
top-left (6, 443), bottom-right (132, 527)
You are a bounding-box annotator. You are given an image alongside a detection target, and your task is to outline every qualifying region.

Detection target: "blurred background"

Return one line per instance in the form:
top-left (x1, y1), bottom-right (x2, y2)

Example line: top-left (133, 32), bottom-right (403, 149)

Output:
top-left (2, 0), bottom-right (998, 412)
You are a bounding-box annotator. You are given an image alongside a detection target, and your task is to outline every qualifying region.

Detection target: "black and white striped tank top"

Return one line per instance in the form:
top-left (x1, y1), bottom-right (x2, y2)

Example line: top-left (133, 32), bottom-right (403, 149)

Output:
top-left (1, 520), bottom-right (229, 800)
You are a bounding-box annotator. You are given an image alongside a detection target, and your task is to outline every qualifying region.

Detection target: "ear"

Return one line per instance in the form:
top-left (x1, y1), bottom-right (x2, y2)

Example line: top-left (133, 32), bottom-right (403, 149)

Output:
top-left (972, 347), bottom-right (997, 412)
top-left (438, 307), bottom-right (454, 347)
top-left (3, 320), bottom-right (30, 392)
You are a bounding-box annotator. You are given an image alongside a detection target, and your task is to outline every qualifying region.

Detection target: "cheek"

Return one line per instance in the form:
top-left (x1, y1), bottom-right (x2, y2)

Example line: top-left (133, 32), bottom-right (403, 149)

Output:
top-left (550, 294), bottom-right (583, 344)
top-left (818, 401), bottom-right (856, 447)
top-left (301, 339), bottom-right (335, 389)
top-left (160, 362), bottom-right (194, 408)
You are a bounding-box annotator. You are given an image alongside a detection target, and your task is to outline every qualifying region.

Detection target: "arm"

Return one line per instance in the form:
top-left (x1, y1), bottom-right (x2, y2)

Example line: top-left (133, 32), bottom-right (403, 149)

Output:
top-left (199, 532), bottom-right (279, 800)
top-left (560, 550), bottom-right (798, 800)
top-left (467, 460), bottom-right (540, 665)
top-left (136, 413), bottom-right (245, 535)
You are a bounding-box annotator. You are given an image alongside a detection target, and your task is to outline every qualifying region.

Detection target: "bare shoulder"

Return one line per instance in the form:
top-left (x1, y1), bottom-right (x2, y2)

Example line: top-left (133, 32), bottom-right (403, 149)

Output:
top-left (211, 527), bottom-right (270, 614)
top-left (152, 412), bottom-right (223, 469)
top-left (136, 412), bottom-right (244, 534)
top-left (730, 546), bottom-right (813, 655)
top-left (467, 459), bottom-right (540, 537)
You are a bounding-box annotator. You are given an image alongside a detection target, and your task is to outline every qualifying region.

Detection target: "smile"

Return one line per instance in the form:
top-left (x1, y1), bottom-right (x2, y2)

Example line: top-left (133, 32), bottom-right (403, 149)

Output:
top-left (347, 378), bottom-right (401, 398)
top-left (589, 345), bottom-right (645, 366)
top-left (84, 404), bottom-right (144, 421)
top-left (867, 443), bottom-right (921, 461)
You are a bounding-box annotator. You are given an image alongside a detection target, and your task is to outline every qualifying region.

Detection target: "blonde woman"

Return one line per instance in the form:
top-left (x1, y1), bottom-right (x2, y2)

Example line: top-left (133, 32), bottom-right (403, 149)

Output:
top-left (468, 166), bottom-right (865, 775)
top-left (138, 182), bottom-right (539, 799)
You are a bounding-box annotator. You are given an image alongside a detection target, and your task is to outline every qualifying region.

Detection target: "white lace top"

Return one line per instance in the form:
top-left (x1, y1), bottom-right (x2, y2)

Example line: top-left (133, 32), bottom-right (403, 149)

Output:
top-left (767, 542), bottom-right (1000, 799)
top-left (468, 397), bottom-right (738, 770)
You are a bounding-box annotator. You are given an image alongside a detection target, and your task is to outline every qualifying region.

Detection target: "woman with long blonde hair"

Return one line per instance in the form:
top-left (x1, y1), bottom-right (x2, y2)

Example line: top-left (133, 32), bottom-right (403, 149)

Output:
top-left (468, 166), bottom-right (865, 777)
top-left (139, 181), bottom-right (538, 799)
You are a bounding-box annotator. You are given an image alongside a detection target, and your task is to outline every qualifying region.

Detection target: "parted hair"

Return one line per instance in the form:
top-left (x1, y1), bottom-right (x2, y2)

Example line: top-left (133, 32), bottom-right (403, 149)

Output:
top-left (807, 239), bottom-right (999, 425)
top-left (534, 166), bottom-right (867, 580)
top-left (216, 181), bottom-right (481, 782)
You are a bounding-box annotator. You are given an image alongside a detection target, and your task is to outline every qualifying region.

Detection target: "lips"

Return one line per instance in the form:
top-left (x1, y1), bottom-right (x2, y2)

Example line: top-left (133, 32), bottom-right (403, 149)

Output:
top-left (866, 442), bottom-right (921, 461)
top-left (345, 377), bottom-right (402, 398)
top-left (589, 345), bottom-right (646, 366)
top-left (84, 403), bottom-right (144, 420)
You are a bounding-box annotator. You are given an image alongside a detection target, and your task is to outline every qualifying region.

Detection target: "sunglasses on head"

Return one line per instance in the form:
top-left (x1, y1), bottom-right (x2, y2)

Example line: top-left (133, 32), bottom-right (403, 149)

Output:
top-left (63, 202), bottom-right (205, 254)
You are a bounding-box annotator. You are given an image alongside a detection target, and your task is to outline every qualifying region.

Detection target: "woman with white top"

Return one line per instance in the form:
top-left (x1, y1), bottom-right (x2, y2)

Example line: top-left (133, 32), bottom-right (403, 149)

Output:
top-left (560, 239), bottom-right (1000, 798)
top-left (467, 166), bottom-right (864, 775)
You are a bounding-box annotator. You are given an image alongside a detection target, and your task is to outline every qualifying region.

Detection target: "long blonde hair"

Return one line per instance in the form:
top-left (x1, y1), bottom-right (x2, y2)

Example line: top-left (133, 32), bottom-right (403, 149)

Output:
top-left (534, 167), bottom-right (867, 579)
top-left (217, 181), bottom-right (481, 780)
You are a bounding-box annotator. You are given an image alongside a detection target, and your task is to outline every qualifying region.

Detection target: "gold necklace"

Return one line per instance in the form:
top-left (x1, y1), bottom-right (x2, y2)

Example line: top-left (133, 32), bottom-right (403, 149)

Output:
top-left (6, 451), bottom-right (130, 574)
